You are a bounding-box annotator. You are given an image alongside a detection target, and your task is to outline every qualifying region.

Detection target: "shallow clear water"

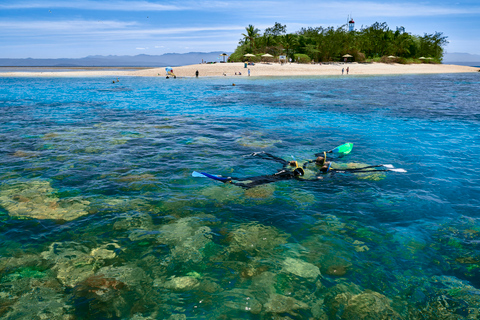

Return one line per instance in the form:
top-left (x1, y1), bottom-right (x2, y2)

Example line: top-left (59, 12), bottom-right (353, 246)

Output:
top-left (1, 73), bottom-right (480, 319)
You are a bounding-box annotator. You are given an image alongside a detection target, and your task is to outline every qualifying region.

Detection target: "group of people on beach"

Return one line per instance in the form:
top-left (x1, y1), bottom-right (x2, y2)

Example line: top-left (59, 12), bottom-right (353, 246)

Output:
top-left (342, 67), bottom-right (350, 75)
top-left (195, 70), bottom-right (248, 77)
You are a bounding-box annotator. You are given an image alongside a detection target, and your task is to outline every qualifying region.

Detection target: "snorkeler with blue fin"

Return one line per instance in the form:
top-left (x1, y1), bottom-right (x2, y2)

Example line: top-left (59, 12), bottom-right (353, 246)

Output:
top-left (192, 143), bottom-right (406, 189)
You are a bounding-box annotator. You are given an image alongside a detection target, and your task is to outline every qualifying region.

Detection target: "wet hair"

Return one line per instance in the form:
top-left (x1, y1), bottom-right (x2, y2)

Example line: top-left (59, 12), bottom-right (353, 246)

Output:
top-left (315, 156), bottom-right (325, 166)
top-left (320, 163), bottom-right (330, 173)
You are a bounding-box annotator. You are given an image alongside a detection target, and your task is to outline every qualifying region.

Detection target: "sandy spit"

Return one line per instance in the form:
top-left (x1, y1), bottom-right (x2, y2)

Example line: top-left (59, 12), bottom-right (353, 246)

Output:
top-left (0, 62), bottom-right (478, 78)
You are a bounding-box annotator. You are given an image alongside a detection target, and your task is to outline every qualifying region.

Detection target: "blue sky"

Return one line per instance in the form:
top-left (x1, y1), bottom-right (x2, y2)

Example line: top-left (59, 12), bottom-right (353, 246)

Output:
top-left (1, 0), bottom-right (479, 58)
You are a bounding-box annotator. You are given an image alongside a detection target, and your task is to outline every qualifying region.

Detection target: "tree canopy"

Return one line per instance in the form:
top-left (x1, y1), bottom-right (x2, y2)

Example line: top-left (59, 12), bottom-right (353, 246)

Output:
top-left (229, 22), bottom-right (448, 63)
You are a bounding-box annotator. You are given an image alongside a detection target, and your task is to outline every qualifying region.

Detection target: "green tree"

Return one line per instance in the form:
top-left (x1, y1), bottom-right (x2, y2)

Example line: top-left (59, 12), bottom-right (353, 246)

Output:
top-left (265, 22), bottom-right (287, 37)
top-left (232, 22), bottom-right (448, 63)
top-left (242, 25), bottom-right (260, 53)
top-left (281, 34), bottom-right (298, 61)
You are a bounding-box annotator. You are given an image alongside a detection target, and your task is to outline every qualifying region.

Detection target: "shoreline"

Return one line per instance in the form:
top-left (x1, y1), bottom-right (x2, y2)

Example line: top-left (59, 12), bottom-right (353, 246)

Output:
top-left (0, 62), bottom-right (478, 78)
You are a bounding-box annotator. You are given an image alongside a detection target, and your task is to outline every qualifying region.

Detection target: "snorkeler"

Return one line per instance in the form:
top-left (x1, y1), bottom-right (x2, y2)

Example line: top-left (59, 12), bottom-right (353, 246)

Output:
top-left (193, 155), bottom-right (307, 189)
top-left (192, 144), bottom-right (406, 189)
top-left (203, 165), bottom-right (306, 189)
top-left (193, 151), bottom-right (329, 189)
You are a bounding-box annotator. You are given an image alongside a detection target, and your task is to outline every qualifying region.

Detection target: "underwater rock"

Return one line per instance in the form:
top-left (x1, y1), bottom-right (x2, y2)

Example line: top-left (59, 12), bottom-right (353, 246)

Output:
top-left (12, 150), bottom-right (38, 158)
top-left (248, 271), bottom-right (278, 299)
top-left (263, 293), bottom-right (309, 314)
top-left (41, 242), bottom-right (96, 287)
top-left (96, 265), bottom-right (149, 288)
top-left (310, 214), bottom-right (347, 234)
top-left (235, 135), bottom-right (282, 148)
top-left (341, 290), bottom-right (400, 320)
top-left (282, 257), bottom-right (321, 280)
top-left (109, 138), bottom-right (129, 145)
top-left (228, 222), bottom-right (288, 254)
top-left (335, 162), bottom-right (386, 181)
top-left (0, 266), bottom-right (48, 283)
top-left (240, 264), bottom-right (270, 279)
top-left (54, 259), bottom-right (96, 288)
top-left (244, 184), bottom-right (275, 199)
top-left (169, 226), bottom-right (213, 263)
top-left (90, 243), bottom-right (121, 260)
top-left (200, 184), bottom-right (244, 204)
top-left (0, 180), bottom-right (90, 221)
top-left (222, 288), bottom-right (263, 314)
top-left (158, 276), bottom-right (200, 291)
top-left (131, 313), bottom-right (156, 320)
top-left (326, 265), bottom-right (348, 276)
top-left (353, 240), bottom-right (370, 252)
top-left (0, 254), bottom-right (42, 272)
top-left (289, 189), bottom-right (316, 207)
top-left (128, 229), bottom-right (159, 242)
top-left (74, 274), bottom-right (126, 302)
top-left (323, 283), bottom-right (363, 317)
top-left (100, 197), bottom-right (161, 215)
top-left (116, 173), bottom-right (156, 183)
top-left (2, 286), bottom-right (73, 319)
top-left (415, 275), bottom-right (480, 319)
top-left (113, 212), bottom-right (154, 231)
top-left (42, 132), bottom-right (60, 140)
top-left (72, 273), bottom-right (130, 318)
top-left (155, 217), bottom-right (215, 263)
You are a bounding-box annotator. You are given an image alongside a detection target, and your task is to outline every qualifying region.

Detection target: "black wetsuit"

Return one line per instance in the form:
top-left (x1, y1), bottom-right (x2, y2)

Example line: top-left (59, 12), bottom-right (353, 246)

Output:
top-left (219, 152), bottom-right (393, 188)
top-left (226, 169), bottom-right (298, 189)
top-left (220, 152), bottom-right (309, 189)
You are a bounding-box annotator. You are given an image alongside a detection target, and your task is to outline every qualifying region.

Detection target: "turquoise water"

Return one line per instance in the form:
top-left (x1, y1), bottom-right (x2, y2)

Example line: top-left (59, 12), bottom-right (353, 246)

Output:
top-left (1, 74), bottom-right (480, 319)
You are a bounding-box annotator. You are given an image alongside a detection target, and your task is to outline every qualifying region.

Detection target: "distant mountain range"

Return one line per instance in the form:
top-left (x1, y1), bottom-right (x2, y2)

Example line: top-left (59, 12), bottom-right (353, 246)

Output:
top-left (443, 52), bottom-right (480, 66)
top-left (0, 52), bottom-right (229, 67)
top-left (0, 51), bottom-right (478, 67)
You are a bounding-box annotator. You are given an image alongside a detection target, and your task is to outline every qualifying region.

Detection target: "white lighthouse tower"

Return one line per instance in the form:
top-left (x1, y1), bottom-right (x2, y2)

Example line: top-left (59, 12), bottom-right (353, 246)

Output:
top-left (348, 16), bottom-right (355, 32)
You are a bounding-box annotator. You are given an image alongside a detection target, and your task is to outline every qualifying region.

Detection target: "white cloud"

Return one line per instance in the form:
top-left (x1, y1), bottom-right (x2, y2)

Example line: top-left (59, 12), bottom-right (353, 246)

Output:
top-left (0, 20), bottom-right (137, 31)
top-left (0, 1), bottom-right (184, 11)
top-left (4, 0), bottom-right (478, 17)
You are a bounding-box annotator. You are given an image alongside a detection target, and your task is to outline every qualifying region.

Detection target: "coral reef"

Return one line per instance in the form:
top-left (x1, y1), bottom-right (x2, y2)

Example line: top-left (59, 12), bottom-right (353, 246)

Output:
top-left (0, 180), bottom-right (90, 221)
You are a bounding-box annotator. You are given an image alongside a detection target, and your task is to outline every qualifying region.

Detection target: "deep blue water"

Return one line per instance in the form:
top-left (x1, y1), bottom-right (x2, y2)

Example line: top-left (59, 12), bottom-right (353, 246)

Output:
top-left (1, 73), bottom-right (480, 319)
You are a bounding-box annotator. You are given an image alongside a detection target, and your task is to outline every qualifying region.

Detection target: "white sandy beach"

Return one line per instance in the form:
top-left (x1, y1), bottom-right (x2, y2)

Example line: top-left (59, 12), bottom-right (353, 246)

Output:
top-left (0, 62), bottom-right (478, 78)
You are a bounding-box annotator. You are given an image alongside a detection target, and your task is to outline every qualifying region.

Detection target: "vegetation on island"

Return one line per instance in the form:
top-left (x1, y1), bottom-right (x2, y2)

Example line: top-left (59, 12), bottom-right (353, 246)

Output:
top-left (229, 22), bottom-right (448, 64)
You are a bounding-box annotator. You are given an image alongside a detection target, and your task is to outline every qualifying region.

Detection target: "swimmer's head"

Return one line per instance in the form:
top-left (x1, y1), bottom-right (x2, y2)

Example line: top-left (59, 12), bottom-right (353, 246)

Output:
top-left (319, 162), bottom-right (331, 173)
top-left (289, 161), bottom-right (298, 167)
top-left (315, 156), bottom-right (325, 166)
top-left (293, 167), bottom-right (305, 176)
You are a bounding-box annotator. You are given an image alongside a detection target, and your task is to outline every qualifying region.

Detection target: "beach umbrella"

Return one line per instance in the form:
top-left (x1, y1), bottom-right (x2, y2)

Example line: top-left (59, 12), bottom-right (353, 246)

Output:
top-left (342, 54), bottom-right (353, 58)
top-left (418, 57), bottom-right (426, 59)
top-left (387, 55), bottom-right (396, 58)
top-left (219, 53), bottom-right (228, 62)
top-left (244, 53), bottom-right (256, 62)
top-left (261, 53), bottom-right (274, 62)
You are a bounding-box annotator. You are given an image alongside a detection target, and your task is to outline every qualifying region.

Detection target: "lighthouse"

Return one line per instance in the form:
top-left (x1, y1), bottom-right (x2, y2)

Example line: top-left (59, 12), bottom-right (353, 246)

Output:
top-left (348, 16), bottom-right (355, 32)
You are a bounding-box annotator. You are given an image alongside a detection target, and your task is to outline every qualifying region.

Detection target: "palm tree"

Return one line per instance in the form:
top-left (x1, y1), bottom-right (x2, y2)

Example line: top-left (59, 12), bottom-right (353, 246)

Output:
top-left (281, 34), bottom-right (297, 61)
top-left (242, 25), bottom-right (260, 52)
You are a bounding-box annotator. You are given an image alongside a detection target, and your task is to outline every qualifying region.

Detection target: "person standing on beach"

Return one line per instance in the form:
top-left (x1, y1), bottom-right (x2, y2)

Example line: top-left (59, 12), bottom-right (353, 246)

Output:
top-left (248, 69), bottom-right (251, 76)
top-left (346, 67), bottom-right (349, 74)
top-left (195, 70), bottom-right (199, 77)
top-left (342, 68), bottom-right (344, 75)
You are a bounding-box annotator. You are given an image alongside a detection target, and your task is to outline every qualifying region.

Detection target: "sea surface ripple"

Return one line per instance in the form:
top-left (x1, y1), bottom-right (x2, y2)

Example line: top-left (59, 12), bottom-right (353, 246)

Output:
top-left (0, 73), bottom-right (479, 319)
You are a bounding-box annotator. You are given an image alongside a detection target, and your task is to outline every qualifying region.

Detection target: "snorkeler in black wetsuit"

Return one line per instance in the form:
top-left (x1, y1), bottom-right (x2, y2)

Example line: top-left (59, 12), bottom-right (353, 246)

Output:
top-left (193, 151), bottom-right (406, 189)
top-left (219, 152), bottom-right (306, 189)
